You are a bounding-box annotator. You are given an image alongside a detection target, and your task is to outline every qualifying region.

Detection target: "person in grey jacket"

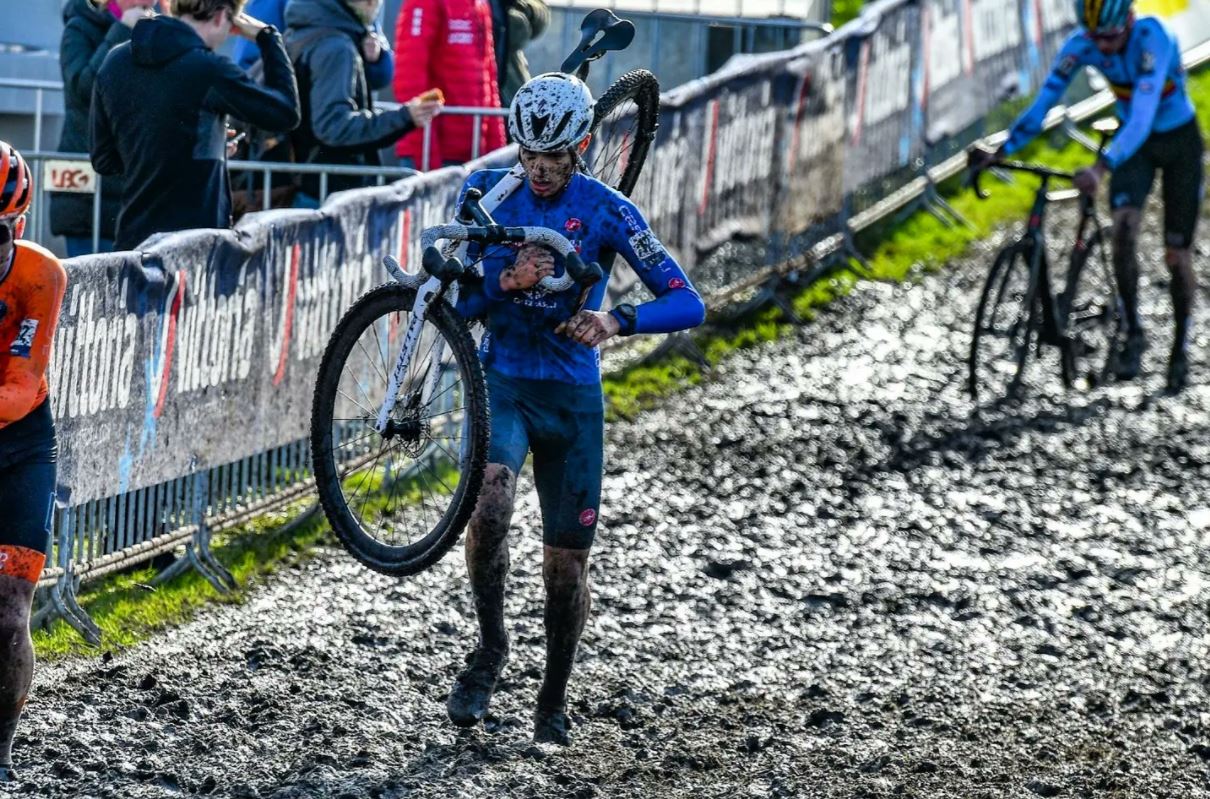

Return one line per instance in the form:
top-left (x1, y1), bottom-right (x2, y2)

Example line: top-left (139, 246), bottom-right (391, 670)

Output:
top-left (490, 0), bottom-right (550, 107)
top-left (285, 0), bottom-right (441, 200)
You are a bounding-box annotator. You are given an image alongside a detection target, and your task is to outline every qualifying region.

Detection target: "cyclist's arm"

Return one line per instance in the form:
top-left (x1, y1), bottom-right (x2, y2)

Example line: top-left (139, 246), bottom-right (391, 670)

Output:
top-left (205, 28), bottom-right (300, 134)
top-left (608, 200), bottom-right (706, 335)
top-left (1101, 30), bottom-right (1174, 169)
top-left (1003, 38), bottom-right (1085, 155)
top-left (0, 259), bottom-right (67, 425)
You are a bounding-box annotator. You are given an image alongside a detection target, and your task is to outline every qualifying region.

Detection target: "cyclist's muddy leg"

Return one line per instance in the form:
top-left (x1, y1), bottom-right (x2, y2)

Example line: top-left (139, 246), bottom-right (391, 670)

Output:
top-left (1165, 246), bottom-right (1195, 349)
top-left (0, 576), bottom-right (35, 769)
top-left (538, 545), bottom-right (591, 712)
top-left (1112, 208), bottom-right (1143, 333)
top-left (465, 464), bottom-right (517, 655)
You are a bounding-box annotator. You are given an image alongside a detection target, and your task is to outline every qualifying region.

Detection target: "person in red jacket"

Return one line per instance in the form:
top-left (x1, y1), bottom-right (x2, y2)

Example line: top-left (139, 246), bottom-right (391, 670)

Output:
top-left (393, 0), bottom-right (506, 170)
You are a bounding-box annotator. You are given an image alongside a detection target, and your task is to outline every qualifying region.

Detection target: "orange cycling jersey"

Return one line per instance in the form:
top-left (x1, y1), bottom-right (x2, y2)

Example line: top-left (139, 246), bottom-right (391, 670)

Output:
top-left (0, 241), bottom-right (67, 430)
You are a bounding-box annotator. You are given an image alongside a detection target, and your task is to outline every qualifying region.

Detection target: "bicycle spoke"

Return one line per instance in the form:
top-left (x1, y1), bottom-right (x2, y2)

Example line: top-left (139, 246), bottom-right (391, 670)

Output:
top-left (364, 318), bottom-right (393, 389)
top-left (336, 387), bottom-right (376, 418)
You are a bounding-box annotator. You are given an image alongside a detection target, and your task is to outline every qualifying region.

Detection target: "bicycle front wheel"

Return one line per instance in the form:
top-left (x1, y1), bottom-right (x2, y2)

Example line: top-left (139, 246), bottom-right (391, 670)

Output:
top-left (969, 242), bottom-right (1037, 401)
top-left (1063, 226), bottom-right (1121, 389)
top-left (589, 69), bottom-right (660, 197)
top-left (310, 283), bottom-right (489, 576)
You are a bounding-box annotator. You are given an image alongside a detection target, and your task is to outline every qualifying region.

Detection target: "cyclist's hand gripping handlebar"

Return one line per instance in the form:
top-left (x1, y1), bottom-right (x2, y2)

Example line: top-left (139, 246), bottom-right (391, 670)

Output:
top-left (967, 144), bottom-right (998, 200)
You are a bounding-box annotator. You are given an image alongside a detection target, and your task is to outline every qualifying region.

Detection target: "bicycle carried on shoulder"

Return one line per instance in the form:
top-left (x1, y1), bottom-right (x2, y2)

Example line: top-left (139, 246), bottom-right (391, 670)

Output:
top-left (967, 119), bottom-right (1123, 402)
top-left (309, 9), bottom-right (661, 576)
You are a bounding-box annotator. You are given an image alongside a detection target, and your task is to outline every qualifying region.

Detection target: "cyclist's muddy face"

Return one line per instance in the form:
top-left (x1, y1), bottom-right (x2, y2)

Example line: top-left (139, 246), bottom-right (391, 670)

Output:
top-left (520, 149), bottom-right (576, 198)
top-left (1092, 26), bottom-right (1129, 54)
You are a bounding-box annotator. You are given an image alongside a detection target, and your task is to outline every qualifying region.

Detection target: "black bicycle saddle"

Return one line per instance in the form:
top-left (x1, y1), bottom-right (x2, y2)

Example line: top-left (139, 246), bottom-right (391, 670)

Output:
top-left (560, 9), bottom-right (636, 74)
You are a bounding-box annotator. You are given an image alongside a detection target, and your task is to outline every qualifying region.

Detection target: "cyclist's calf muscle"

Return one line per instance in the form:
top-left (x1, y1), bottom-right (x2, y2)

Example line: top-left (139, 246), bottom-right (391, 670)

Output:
top-left (465, 464), bottom-right (517, 654)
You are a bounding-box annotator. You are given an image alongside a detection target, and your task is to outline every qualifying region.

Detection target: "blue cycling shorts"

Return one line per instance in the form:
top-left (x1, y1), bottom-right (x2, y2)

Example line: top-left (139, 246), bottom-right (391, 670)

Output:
top-left (0, 400), bottom-right (57, 580)
top-left (487, 369), bottom-right (604, 550)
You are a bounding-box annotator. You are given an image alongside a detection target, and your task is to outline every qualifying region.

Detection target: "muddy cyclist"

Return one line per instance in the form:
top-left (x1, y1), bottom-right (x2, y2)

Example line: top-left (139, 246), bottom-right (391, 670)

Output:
top-left (978, 0), bottom-right (1203, 391)
top-left (0, 143), bottom-right (69, 782)
top-left (444, 72), bottom-right (706, 745)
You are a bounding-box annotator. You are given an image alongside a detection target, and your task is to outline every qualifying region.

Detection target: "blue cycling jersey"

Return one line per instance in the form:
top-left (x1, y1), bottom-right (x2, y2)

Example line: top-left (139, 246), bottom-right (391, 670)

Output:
top-left (1004, 17), bottom-right (1194, 169)
top-left (455, 169), bottom-right (706, 385)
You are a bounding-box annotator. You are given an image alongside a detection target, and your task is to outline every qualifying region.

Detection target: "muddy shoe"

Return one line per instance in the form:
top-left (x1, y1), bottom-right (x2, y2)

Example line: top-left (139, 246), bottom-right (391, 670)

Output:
top-left (0, 765), bottom-right (17, 783)
top-left (446, 648), bottom-right (506, 728)
top-left (533, 705), bottom-right (572, 746)
top-left (1114, 330), bottom-right (1146, 380)
top-left (1166, 346), bottom-right (1190, 393)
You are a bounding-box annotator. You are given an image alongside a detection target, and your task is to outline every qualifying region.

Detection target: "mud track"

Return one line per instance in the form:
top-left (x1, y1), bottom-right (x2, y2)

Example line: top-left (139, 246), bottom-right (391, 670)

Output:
top-left (18, 200), bottom-right (1210, 798)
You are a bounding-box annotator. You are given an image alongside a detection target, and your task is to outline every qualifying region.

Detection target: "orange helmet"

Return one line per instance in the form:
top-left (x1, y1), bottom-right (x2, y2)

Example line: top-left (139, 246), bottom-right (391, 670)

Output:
top-left (0, 143), bottom-right (33, 218)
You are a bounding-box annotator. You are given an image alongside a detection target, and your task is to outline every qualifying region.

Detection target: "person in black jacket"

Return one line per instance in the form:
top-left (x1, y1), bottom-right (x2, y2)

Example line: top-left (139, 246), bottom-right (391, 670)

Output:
top-left (90, 0), bottom-right (301, 251)
top-left (53, 0), bottom-right (157, 256)
top-left (285, 0), bottom-right (440, 202)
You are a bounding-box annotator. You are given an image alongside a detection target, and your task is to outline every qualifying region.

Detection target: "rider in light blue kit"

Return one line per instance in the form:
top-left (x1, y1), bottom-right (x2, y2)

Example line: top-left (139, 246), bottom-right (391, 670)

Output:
top-left (990, 0), bottom-right (1203, 391)
top-left (448, 72), bottom-right (705, 745)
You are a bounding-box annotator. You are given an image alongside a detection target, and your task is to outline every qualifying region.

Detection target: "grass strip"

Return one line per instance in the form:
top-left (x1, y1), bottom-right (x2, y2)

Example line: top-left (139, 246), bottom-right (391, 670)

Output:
top-left (36, 68), bottom-right (1210, 660)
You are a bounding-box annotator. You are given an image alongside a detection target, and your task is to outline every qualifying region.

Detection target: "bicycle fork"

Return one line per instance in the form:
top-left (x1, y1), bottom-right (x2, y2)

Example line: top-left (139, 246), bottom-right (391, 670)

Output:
top-left (375, 259), bottom-right (456, 435)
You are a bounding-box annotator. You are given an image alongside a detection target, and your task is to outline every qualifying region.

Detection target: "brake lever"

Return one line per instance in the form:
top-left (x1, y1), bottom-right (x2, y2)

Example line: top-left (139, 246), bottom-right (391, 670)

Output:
top-left (563, 251), bottom-right (604, 317)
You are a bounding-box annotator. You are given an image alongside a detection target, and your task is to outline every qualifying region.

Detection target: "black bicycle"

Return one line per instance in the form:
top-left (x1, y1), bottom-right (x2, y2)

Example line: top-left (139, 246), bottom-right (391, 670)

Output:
top-left (967, 120), bottom-right (1122, 401)
top-left (309, 9), bottom-right (661, 576)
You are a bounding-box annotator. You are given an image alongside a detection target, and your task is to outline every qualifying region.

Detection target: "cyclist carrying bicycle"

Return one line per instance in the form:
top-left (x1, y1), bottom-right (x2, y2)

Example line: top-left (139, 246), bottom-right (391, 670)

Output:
top-left (447, 72), bottom-right (705, 745)
top-left (980, 0), bottom-right (1202, 391)
top-left (0, 143), bottom-right (68, 781)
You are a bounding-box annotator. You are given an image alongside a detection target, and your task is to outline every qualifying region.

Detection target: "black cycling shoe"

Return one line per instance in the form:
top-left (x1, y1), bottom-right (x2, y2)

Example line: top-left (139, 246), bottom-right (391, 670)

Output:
top-left (1114, 330), bottom-right (1146, 380)
top-left (1166, 346), bottom-right (1190, 393)
top-left (446, 647), bottom-right (507, 728)
top-left (533, 705), bottom-right (572, 746)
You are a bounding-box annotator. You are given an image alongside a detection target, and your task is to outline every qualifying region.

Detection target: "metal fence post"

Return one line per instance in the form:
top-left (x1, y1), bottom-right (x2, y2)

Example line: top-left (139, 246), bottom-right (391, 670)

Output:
top-left (91, 176), bottom-right (102, 254)
top-left (46, 506), bottom-right (102, 645)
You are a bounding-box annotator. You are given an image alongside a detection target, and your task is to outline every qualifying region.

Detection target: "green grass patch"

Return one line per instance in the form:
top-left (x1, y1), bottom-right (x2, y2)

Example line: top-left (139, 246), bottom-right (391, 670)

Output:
top-left (34, 498), bottom-right (329, 660)
top-left (831, 0), bottom-right (864, 29)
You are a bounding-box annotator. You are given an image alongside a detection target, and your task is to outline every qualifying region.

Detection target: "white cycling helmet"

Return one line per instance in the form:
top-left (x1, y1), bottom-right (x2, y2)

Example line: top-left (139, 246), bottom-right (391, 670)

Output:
top-left (508, 73), bottom-right (595, 153)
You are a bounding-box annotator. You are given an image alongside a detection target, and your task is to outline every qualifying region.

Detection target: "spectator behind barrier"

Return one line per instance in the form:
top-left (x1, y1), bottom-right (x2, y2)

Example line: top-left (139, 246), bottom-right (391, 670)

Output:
top-left (53, 0), bottom-right (160, 257)
top-left (393, 0), bottom-right (506, 170)
top-left (90, 0), bottom-right (301, 252)
top-left (233, 0), bottom-right (394, 91)
top-left (489, 0), bottom-right (549, 108)
top-left (285, 0), bottom-right (441, 203)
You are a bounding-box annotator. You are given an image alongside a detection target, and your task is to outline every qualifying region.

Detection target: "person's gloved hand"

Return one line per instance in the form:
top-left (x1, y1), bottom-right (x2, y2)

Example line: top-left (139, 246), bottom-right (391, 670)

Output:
top-left (555, 310), bottom-right (621, 347)
top-left (500, 244), bottom-right (555, 292)
top-left (969, 143), bottom-right (1004, 172)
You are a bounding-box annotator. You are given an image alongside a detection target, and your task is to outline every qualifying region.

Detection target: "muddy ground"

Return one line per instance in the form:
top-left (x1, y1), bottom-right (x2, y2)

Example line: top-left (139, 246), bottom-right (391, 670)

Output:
top-left (15, 199), bottom-right (1210, 798)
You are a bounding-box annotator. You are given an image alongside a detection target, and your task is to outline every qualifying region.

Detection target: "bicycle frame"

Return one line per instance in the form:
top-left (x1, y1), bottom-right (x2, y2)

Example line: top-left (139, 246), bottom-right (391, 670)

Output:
top-left (373, 221), bottom-right (593, 435)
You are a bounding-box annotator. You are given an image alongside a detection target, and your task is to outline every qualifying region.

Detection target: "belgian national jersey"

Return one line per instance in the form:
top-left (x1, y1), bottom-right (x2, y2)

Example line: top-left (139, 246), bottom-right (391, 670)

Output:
top-left (1004, 16), bottom-right (1194, 169)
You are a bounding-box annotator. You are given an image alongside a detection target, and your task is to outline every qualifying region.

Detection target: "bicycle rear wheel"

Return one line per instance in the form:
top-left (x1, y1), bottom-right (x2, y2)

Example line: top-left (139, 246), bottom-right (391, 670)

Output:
top-left (588, 69), bottom-right (660, 197)
top-left (310, 283), bottom-right (489, 576)
top-left (969, 242), bottom-right (1037, 401)
top-left (1062, 226), bottom-right (1121, 388)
